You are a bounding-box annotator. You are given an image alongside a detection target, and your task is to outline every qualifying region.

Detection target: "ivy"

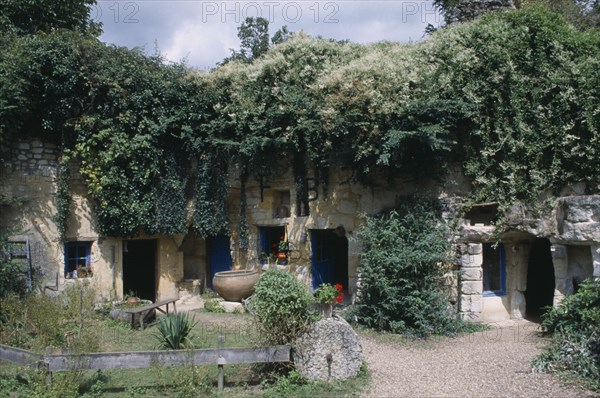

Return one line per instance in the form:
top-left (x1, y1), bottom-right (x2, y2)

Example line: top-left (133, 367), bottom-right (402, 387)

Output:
top-left (351, 197), bottom-right (468, 336)
top-left (1, 6), bottom-right (598, 238)
top-left (53, 154), bottom-right (71, 242)
top-left (148, 152), bottom-right (187, 236)
top-left (238, 168), bottom-right (249, 249)
top-left (193, 151), bottom-right (229, 237)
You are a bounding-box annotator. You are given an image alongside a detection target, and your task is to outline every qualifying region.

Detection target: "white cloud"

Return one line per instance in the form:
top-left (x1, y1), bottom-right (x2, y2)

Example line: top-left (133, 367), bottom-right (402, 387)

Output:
top-left (162, 21), bottom-right (239, 67)
top-left (97, 1), bottom-right (442, 69)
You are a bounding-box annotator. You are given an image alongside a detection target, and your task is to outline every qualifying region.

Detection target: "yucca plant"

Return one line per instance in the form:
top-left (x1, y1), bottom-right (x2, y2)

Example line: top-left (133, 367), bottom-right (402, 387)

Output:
top-left (154, 312), bottom-right (198, 350)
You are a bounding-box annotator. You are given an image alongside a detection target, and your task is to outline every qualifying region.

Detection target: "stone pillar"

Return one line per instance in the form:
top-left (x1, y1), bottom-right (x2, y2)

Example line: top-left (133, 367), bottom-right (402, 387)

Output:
top-left (459, 243), bottom-right (483, 321)
top-left (510, 242), bottom-right (530, 319)
top-left (592, 245), bottom-right (600, 281)
top-left (551, 244), bottom-right (570, 306)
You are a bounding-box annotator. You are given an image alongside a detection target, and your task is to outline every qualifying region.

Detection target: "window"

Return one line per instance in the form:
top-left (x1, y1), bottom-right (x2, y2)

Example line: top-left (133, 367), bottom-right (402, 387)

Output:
top-left (64, 241), bottom-right (92, 278)
top-left (482, 243), bottom-right (506, 296)
top-left (258, 226), bottom-right (285, 258)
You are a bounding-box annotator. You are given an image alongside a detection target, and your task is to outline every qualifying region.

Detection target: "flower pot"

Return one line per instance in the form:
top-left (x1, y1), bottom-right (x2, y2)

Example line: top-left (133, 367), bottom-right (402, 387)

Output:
top-left (212, 269), bottom-right (261, 302)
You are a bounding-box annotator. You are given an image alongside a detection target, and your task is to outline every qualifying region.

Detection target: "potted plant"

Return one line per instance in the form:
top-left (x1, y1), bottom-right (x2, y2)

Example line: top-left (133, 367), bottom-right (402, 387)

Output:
top-left (259, 252), bottom-right (269, 265)
top-left (277, 238), bottom-right (289, 265)
top-left (314, 283), bottom-right (344, 317)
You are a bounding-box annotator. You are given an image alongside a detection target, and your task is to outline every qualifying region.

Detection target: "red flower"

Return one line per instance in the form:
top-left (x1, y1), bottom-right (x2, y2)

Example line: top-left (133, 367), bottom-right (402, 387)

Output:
top-left (335, 291), bottom-right (344, 304)
top-left (334, 283), bottom-right (343, 292)
top-left (272, 243), bottom-right (277, 248)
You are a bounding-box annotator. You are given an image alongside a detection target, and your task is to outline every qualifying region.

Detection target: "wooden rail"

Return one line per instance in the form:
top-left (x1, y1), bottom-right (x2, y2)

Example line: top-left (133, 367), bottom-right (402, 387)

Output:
top-left (0, 342), bottom-right (291, 391)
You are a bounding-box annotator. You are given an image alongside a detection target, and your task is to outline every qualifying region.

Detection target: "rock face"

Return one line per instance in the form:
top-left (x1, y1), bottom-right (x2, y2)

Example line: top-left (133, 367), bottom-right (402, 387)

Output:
top-left (292, 316), bottom-right (363, 381)
top-left (556, 195), bottom-right (600, 244)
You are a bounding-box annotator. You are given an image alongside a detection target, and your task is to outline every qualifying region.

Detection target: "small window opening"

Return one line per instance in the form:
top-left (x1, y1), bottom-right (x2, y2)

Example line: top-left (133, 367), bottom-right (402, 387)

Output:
top-left (64, 241), bottom-right (93, 279)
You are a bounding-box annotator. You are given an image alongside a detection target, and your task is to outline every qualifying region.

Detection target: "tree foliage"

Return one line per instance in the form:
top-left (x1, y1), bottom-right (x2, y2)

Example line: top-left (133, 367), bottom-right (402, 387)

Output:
top-left (533, 279), bottom-right (600, 390)
top-left (0, 0), bottom-right (100, 35)
top-left (0, 6), bottom-right (598, 237)
top-left (223, 17), bottom-right (290, 63)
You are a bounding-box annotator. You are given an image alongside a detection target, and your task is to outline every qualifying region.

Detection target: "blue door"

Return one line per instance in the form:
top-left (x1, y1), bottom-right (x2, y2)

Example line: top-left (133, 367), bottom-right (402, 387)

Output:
top-left (311, 230), bottom-right (335, 290)
top-left (207, 235), bottom-right (233, 289)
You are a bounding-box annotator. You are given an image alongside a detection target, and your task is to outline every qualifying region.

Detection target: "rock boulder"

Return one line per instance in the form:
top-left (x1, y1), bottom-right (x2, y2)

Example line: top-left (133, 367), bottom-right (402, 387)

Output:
top-left (292, 316), bottom-right (363, 381)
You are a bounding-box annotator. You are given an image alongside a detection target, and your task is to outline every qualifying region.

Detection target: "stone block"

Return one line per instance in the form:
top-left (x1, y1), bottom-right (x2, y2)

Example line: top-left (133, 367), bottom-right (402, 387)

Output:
top-left (467, 243), bottom-right (482, 255)
top-left (31, 140), bottom-right (43, 148)
top-left (470, 295), bottom-right (483, 313)
top-left (461, 294), bottom-right (483, 313)
top-left (18, 143), bottom-right (30, 150)
top-left (460, 267), bottom-right (482, 281)
top-left (555, 277), bottom-right (573, 296)
top-left (460, 253), bottom-right (482, 268)
top-left (461, 281), bottom-right (483, 295)
top-left (592, 245), bottom-right (600, 278)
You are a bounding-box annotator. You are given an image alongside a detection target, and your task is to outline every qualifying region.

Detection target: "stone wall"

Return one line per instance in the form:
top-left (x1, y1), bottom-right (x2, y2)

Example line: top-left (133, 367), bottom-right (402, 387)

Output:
top-left (3, 139), bottom-right (598, 321)
top-left (0, 139), bottom-right (182, 302)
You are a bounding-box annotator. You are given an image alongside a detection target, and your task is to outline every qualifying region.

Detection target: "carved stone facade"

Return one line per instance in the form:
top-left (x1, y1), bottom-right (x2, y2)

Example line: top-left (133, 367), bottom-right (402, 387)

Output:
top-left (1, 139), bottom-right (598, 324)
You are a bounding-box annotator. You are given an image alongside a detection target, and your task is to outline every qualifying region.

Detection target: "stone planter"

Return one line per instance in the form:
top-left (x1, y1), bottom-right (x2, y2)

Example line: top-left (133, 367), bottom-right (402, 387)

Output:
top-left (109, 299), bottom-right (154, 325)
top-left (212, 269), bottom-right (261, 302)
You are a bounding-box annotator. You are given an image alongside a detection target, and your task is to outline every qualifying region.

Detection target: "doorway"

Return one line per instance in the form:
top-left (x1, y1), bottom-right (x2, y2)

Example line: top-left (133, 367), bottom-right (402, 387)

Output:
top-left (525, 238), bottom-right (555, 320)
top-left (310, 229), bottom-right (348, 291)
top-left (122, 239), bottom-right (157, 302)
top-left (207, 235), bottom-right (233, 289)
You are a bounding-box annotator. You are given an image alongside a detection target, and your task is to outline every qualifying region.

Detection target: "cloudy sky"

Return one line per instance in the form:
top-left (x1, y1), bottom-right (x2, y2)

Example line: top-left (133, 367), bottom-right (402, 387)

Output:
top-left (95, 0), bottom-right (442, 69)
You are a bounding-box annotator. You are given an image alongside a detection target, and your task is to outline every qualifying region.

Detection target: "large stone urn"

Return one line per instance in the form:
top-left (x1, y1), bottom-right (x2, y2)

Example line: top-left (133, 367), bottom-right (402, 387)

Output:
top-left (212, 269), bottom-right (261, 302)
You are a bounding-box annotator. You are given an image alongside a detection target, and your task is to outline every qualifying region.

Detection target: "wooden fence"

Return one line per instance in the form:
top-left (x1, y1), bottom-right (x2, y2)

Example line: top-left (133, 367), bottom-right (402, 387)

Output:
top-left (0, 339), bottom-right (291, 391)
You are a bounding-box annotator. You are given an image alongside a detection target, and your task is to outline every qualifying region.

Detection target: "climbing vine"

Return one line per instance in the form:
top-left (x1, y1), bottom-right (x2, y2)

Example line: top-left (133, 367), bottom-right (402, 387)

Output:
top-left (193, 152), bottom-right (229, 237)
top-left (148, 152), bottom-right (188, 236)
top-left (238, 168), bottom-right (249, 249)
top-left (53, 154), bottom-right (71, 242)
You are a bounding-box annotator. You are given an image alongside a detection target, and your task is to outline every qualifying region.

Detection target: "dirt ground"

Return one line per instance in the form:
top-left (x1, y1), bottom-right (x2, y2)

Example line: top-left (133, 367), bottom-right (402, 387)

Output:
top-left (360, 319), bottom-right (598, 398)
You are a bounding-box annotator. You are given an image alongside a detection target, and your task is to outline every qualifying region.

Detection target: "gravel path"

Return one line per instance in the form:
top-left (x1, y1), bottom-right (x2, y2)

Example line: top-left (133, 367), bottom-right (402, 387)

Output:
top-left (360, 320), bottom-right (597, 398)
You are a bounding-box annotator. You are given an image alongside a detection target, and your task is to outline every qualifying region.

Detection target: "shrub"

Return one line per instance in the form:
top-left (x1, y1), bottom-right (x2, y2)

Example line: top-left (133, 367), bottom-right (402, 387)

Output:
top-left (154, 313), bottom-right (198, 350)
top-left (248, 269), bottom-right (316, 345)
top-left (350, 198), bottom-right (466, 336)
top-left (533, 279), bottom-right (600, 390)
top-left (203, 298), bottom-right (225, 313)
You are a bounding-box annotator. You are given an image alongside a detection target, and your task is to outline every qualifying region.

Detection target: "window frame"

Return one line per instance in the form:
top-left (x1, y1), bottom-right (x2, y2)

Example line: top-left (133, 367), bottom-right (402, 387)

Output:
top-left (482, 242), bottom-right (506, 297)
top-left (64, 241), bottom-right (92, 278)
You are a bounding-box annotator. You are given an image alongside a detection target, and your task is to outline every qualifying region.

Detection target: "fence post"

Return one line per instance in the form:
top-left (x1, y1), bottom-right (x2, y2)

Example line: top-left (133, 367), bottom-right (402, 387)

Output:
top-left (43, 346), bottom-right (52, 386)
top-left (217, 335), bottom-right (225, 391)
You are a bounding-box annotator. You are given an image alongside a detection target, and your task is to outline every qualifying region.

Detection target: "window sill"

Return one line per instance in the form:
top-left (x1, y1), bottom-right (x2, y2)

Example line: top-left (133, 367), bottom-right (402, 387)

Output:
top-left (483, 291), bottom-right (506, 298)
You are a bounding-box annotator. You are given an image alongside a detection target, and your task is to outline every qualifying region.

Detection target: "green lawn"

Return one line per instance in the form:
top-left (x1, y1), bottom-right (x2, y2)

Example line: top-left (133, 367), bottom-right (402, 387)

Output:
top-left (0, 309), bottom-right (368, 397)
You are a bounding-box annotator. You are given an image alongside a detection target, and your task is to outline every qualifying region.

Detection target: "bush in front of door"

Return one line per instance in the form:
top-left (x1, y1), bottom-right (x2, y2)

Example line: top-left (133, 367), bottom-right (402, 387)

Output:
top-left (350, 198), bottom-right (467, 337)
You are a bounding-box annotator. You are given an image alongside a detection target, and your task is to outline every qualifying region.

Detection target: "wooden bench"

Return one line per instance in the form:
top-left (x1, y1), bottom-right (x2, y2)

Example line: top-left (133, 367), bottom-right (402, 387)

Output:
top-left (123, 298), bottom-right (178, 330)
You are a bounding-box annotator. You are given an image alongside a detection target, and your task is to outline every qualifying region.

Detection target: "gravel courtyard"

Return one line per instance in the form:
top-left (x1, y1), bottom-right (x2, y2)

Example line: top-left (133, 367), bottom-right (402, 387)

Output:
top-left (360, 320), bottom-right (597, 398)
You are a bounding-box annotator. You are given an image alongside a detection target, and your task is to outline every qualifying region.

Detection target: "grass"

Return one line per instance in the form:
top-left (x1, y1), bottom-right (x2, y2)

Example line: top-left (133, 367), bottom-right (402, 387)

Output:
top-left (0, 308), bottom-right (368, 397)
